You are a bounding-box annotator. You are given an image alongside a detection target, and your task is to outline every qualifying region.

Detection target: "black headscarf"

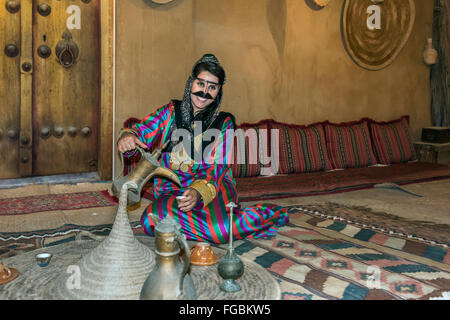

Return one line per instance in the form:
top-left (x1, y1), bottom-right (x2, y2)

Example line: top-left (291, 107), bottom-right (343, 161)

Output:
top-left (177, 53), bottom-right (226, 134)
top-left (166, 54), bottom-right (234, 154)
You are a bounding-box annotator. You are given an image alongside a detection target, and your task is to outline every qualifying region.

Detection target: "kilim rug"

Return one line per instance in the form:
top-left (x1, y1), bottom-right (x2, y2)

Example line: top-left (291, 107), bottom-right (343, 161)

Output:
top-left (1, 204), bottom-right (449, 300)
top-left (235, 207), bottom-right (450, 300)
top-left (0, 222), bottom-right (142, 260)
top-left (0, 190), bottom-right (118, 215)
top-left (291, 203), bottom-right (450, 252)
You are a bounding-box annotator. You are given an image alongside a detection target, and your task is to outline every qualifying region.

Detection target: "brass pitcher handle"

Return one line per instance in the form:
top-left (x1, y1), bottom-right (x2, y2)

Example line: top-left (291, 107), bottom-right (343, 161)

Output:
top-left (176, 231), bottom-right (191, 294)
top-left (115, 141), bottom-right (172, 189)
top-left (117, 146), bottom-right (145, 179)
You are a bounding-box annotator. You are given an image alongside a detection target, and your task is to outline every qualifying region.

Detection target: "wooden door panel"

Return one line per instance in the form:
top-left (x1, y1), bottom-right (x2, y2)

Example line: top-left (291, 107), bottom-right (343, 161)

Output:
top-left (32, 0), bottom-right (100, 176)
top-left (0, 3), bottom-right (21, 179)
top-left (19, 0), bottom-right (33, 177)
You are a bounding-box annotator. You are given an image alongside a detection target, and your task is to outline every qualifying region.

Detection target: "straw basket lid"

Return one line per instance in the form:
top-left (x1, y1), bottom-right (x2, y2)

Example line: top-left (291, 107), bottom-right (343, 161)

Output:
top-left (50, 183), bottom-right (155, 300)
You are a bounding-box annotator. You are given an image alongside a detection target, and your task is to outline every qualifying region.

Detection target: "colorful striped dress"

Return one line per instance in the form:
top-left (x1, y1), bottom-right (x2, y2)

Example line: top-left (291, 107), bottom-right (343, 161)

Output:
top-left (125, 101), bottom-right (289, 244)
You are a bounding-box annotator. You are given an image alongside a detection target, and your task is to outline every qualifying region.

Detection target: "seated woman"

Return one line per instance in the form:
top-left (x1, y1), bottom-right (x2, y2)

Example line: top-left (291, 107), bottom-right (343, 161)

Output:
top-left (117, 53), bottom-right (289, 244)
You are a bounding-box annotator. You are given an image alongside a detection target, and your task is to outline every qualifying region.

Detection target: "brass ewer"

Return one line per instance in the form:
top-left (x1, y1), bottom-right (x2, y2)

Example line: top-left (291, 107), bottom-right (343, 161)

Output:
top-left (140, 215), bottom-right (197, 300)
top-left (112, 141), bottom-right (181, 206)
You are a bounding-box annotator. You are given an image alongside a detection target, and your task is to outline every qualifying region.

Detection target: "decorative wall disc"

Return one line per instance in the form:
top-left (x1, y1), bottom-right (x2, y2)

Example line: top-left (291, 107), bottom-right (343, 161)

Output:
top-left (342, 0), bottom-right (415, 71)
top-left (150, 0), bottom-right (175, 4)
top-left (313, 0), bottom-right (331, 7)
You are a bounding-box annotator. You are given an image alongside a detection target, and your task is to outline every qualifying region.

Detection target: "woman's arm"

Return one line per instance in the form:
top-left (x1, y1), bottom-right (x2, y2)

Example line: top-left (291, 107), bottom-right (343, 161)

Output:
top-left (116, 103), bottom-right (173, 156)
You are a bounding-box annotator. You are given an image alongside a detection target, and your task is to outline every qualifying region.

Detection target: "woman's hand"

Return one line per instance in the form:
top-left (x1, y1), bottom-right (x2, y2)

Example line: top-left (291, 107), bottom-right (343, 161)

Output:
top-left (177, 188), bottom-right (201, 212)
top-left (117, 133), bottom-right (148, 153)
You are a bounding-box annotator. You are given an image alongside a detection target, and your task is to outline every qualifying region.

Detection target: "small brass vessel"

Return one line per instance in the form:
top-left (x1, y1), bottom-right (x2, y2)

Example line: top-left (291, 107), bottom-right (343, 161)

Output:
top-left (140, 215), bottom-right (197, 300)
top-left (217, 202), bottom-right (244, 292)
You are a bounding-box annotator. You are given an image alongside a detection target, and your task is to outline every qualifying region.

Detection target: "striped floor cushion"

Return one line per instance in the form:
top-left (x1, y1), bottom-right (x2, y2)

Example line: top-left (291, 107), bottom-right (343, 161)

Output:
top-left (230, 121), bottom-right (271, 177)
top-left (325, 119), bottom-right (378, 169)
top-left (369, 115), bottom-right (417, 164)
top-left (271, 121), bottom-right (332, 174)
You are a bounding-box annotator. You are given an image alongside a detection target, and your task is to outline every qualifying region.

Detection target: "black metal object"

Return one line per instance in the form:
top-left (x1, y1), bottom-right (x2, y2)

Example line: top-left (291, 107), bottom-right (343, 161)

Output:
top-left (37, 3), bottom-right (51, 16)
top-left (5, 0), bottom-right (20, 13)
top-left (421, 127), bottom-right (450, 143)
top-left (4, 44), bottom-right (19, 58)
top-left (55, 31), bottom-right (79, 68)
top-left (40, 127), bottom-right (51, 139)
top-left (37, 45), bottom-right (52, 59)
top-left (22, 62), bottom-right (32, 72)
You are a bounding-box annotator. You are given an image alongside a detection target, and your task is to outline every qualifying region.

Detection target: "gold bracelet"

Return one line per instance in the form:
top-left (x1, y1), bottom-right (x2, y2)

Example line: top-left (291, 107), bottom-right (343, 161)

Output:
top-left (189, 180), bottom-right (217, 208)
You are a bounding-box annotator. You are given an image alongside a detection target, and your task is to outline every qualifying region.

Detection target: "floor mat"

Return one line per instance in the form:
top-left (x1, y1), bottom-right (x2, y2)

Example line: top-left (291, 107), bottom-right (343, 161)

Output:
top-left (0, 190), bottom-right (118, 215)
top-left (289, 203), bottom-right (450, 255)
top-left (1, 206), bottom-right (449, 300)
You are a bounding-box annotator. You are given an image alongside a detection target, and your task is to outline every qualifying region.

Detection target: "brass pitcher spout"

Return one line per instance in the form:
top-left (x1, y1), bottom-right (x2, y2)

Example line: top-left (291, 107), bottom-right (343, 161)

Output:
top-left (112, 142), bottom-right (181, 206)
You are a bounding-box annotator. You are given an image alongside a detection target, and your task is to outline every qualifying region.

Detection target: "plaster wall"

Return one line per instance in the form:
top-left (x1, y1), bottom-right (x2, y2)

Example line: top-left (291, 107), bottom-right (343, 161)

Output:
top-left (115, 0), bottom-right (434, 175)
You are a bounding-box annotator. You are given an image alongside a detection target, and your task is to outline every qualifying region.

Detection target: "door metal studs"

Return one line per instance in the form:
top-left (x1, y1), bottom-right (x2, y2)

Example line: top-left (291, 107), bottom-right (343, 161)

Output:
top-left (20, 135), bottom-right (30, 146)
top-left (22, 62), bottom-right (32, 72)
top-left (40, 127), bottom-right (51, 139)
top-left (37, 3), bottom-right (51, 16)
top-left (54, 126), bottom-right (64, 138)
top-left (7, 129), bottom-right (18, 141)
top-left (5, 0), bottom-right (20, 13)
top-left (4, 44), bottom-right (19, 58)
top-left (37, 45), bottom-right (52, 59)
top-left (81, 127), bottom-right (91, 137)
top-left (68, 126), bottom-right (77, 137)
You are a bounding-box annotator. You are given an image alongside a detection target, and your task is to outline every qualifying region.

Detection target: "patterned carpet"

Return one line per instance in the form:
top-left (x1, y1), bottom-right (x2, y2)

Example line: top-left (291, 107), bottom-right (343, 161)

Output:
top-left (291, 203), bottom-right (450, 256)
top-left (0, 190), bottom-right (117, 215)
top-left (238, 211), bottom-right (450, 300)
top-left (1, 203), bottom-right (449, 300)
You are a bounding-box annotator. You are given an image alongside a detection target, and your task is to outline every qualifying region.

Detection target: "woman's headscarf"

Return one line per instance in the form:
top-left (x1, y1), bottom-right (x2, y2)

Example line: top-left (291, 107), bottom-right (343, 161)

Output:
top-left (178, 53), bottom-right (226, 134)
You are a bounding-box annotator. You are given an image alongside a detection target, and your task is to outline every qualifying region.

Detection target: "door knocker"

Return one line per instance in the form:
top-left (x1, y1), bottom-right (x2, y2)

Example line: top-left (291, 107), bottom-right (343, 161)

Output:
top-left (55, 30), bottom-right (79, 68)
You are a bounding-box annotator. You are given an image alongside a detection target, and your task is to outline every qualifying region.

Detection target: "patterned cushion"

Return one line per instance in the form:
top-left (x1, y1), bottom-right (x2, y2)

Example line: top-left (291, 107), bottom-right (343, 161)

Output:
top-left (271, 121), bottom-right (333, 174)
top-left (325, 119), bottom-right (378, 169)
top-left (368, 115), bottom-right (416, 164)
top-left (230, 121), bottom-right (270, 177)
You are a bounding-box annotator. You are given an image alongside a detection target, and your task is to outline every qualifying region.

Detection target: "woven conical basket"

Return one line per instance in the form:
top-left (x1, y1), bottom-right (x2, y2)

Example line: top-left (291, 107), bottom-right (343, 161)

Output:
top-left (49, 183), bottom-right (155, 300)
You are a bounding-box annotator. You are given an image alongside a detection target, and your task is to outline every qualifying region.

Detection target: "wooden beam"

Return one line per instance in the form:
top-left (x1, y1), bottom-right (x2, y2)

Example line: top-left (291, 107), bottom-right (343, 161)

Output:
top-left (98, 0), bottom-right (115, 180)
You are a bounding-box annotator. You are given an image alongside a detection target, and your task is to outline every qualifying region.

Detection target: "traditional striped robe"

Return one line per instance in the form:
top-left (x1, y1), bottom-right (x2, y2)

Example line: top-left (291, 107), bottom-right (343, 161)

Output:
top-left (126, 101), bottom-right (289, 244)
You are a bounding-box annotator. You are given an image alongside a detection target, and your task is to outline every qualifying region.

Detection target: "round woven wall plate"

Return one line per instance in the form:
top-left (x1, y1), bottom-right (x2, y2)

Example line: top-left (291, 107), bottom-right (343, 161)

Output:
top-left (151, 0), bottom-right (174, 4)
top-left (342, 0), bottom-right (416, 70)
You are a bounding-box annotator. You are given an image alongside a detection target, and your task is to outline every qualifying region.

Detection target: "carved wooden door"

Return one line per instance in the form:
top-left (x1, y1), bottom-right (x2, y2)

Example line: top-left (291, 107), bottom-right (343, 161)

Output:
top-left (0, 0), bottom-right (100, 179)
